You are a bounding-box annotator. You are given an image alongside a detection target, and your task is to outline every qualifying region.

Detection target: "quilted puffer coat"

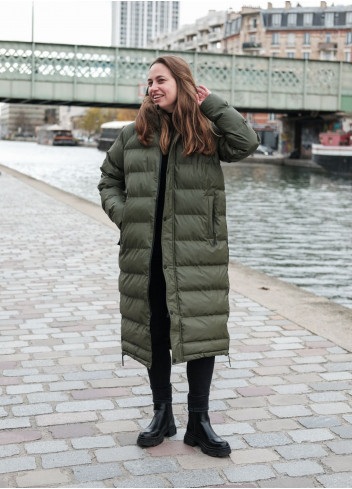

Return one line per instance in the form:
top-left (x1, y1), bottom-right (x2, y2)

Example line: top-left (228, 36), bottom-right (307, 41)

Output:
top-left (98, 93), bottom-right (259, 368)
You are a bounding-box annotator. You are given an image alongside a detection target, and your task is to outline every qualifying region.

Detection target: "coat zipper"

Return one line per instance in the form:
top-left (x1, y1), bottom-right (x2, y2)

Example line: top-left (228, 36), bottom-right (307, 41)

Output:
top-left (212, 197), bottom-right (217, 246)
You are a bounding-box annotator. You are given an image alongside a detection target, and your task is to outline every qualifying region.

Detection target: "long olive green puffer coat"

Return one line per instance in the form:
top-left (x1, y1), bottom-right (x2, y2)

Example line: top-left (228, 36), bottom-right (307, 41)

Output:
top-left (98, 93), bottom-right (259, 368)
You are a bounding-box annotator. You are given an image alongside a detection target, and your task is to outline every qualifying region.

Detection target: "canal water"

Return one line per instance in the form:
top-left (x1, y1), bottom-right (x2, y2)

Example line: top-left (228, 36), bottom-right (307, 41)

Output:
top-left (1, 140), bottom-right (351, 310)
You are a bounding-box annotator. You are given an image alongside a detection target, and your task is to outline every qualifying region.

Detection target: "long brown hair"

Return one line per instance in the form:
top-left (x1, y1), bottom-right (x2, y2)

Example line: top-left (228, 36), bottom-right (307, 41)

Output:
top-left (135, 56), bottom-right (216, 156)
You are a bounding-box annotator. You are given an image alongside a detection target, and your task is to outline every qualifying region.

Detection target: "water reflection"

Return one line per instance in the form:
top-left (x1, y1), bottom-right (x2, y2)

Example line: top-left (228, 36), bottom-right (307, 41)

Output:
top-left (223, 163), bottom-right (352, 309)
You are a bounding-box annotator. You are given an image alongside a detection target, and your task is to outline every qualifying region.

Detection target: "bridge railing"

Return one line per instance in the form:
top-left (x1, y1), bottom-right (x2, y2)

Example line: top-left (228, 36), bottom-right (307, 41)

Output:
top-left (1, 41), bottom-right (352, 111)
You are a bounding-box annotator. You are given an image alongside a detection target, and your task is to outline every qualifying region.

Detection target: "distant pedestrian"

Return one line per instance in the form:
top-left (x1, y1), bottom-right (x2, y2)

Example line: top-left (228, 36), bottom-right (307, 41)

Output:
top-left (98, 55), bottom-right (259, 457)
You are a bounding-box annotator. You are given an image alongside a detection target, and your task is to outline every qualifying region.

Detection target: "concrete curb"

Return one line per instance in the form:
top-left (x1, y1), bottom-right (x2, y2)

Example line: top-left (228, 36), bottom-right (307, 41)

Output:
top-left (2, 163), bottom-right (351, 352)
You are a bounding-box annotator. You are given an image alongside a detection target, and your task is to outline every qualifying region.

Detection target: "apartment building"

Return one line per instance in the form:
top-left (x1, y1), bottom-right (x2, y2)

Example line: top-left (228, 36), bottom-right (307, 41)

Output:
top-left (224, 1), bottom-right (352, 62)
top-left (112, 1), bottom-right (180, 48)
top-left (149, 10), bottom-right (227, 53)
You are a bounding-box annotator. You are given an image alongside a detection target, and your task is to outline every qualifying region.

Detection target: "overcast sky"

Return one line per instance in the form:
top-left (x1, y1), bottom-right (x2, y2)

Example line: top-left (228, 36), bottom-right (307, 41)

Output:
top-left (0, 0), bottom-right (351, 46)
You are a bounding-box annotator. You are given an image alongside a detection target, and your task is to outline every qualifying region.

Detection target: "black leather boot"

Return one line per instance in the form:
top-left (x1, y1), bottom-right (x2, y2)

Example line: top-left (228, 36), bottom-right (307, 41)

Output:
top-left (137, 402), bottom-right (176, 447)
top-left (184, 411), bottom-right (231, 457)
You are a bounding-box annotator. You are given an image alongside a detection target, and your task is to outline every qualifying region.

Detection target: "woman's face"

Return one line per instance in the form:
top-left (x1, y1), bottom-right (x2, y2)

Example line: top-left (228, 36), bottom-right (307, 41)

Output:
top-left (148, 63), bottom-right (178, 113)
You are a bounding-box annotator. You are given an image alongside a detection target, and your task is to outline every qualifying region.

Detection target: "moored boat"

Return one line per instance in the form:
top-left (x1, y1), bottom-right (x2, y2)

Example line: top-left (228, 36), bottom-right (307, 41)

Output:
top-left (312, 131), bottom-right (352, 176)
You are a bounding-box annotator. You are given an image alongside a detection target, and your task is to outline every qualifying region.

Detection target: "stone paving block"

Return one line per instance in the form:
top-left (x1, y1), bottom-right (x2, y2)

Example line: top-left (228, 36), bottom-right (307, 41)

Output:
top-left (268, 394), bottom-right (308, 406)
top-left (166, 469), bottom-right (224, 487)
top-left (12, 403), bottom-right (53, 416)
top-left (56, 400), bottom-right (115, 412)
top-left (288, 428), bottom-right (335, 443)
top-left (223, 464), bottom-right (275, 483)
top-left (101, 409), bottom-right (141, 421)
top-left (312, 402), bottom-right (352, 415)
top-left (27, 392), bottom-right (68, 403)
top-left (275, 443), bottom-right (328, 459)
top-left (256, 419), bottom-right (300, 432)
top-left (309, 391), bottom-right (347, 402)
top-left (0, 456), bottom-right (36, 474)
top-left (297, 416), bottom-right (341, 428)
top-left (72, 387), bottom-right (128, 399)
top-left (237, 386), bottom-right (275, 397)
top-left (124, 457), bottom-right (178, 475)
top-left (114, 476), bottom-right (168, 488)
top-left (36, 412), bottom-right (97, 426)
top-left (49, 381), bottom-right (86, 391)
top-left (95, 445), bottom-right (144, 463)
top-left (25, 440), bottom-right (68, 454)
top-left (41, 450), bottom-right (91, 468)
top-left (0, 444), bottom-right (20, 457)
top-left (323, 454), bottom-right (352, 472)
top-left (50, 423), bottom-right (95, 439)
top-left (6, 384), bottom-right (43, 395)
top-left (0, 418), bottom-right (31, 430)
top-left (331, 425), bottom-right (352, 439)
top-left (96, 420), bottom-right (138, 434)
top-left (316, 473), bottom-right (352, 488)
top-left (244, 433), bottom-right (292, 447)
top-left (320, 372), bottom-right (352, 381)
top-left (325, 362), bottom-right (352, 372)
top-left (273, 384), bottom-right (310, 394)
top-left (72, 436), bottom-right (115, 449)
top-left (230, 448), bottom-right (280, 464)
top-left (269, 405), bottom-right (312, 418)
top-left (227, 408), bottom-right (271, 421)
top-left (310, 381), bottom-right (351, 391)
top-left (16, 468), bottom-right (70, 487)
top-left (326, 440), bottom-right (352, 454)
top-left (73, 463), bottom-right (122, 482)
top-left (116, 397), bottom-right (151, 408)
top-left (211, 422), bottom-right (255, 435)
top-left (273, 460), bottom-right (324, 476)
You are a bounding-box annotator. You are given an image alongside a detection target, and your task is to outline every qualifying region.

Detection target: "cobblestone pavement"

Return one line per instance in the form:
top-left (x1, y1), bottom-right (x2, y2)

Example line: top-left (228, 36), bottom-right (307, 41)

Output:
top-left (1, 171), bottom-right (352, 488)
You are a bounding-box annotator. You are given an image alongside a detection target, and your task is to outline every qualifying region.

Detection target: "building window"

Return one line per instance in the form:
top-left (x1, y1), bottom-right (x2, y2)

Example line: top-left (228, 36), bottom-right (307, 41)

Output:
top-left (303, 13), bottom-right (313, 25)
top-left (347, 12), bottom-right (352, 25)
top-left (272, 14), bottom-right (281, 27)
top-left (347, 32), bottom-right (352, 45)
top-left (325, 51), bottom-right (332, 60)
top-left (303, 32), bottom-right (310, 45)
top-left (272, 32), bottom-right (279, 45)
top-left (325, 12), bottom-right (334, 27)
top-left (252, 18), bottom-right (257, 29)
top-left (269, 113), bottom-right (276, 121)
top-left (326, 32), bottom-right (331, 43)
top-left (287, 13), bottom-right (297, 26)
top-left (286, 51), bottom-right (295, 58)
top-left (287, 33), bottom-right (295, 46)
top-left (345, 51), bottom-right (351, 62)
top-left (303, 51), bottom-right (310, 59)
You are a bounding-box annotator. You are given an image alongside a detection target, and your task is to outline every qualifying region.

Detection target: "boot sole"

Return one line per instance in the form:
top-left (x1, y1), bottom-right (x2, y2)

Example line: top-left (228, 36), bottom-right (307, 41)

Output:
top-left (184, 431), bottom-right (231, 457)
top-left (137, 425), bottom-right (177, 448)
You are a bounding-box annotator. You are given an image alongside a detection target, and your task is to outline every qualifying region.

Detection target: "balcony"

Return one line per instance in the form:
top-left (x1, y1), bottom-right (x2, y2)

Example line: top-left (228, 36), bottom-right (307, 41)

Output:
top-left (208, 31), bottom-right (222, 41)
top-left (242, 42), bottom-right (262, 50)
top-left (318, 42), bottom-right (338, 51)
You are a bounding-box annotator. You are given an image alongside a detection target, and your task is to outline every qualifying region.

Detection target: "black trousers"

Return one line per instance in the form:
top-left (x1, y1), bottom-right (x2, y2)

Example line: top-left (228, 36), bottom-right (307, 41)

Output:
top-left (148, 248), bottom-right (215, 412)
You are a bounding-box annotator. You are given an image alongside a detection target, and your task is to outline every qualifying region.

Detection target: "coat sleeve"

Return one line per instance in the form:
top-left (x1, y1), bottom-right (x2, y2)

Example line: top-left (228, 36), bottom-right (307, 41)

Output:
top-left (200, 93), bottom-right (260, 163)
top-left (97, 129), bottom-right (126, 229)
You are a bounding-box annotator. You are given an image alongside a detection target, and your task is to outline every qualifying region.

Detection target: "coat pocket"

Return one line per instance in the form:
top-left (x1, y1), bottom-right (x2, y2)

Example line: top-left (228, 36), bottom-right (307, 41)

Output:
top-left (208, 196), bottom-right (218, 246)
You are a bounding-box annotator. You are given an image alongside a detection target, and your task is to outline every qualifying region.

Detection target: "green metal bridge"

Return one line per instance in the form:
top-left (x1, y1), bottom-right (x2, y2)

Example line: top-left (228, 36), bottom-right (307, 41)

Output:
top-left (1, 41), bottom-right (352, 113)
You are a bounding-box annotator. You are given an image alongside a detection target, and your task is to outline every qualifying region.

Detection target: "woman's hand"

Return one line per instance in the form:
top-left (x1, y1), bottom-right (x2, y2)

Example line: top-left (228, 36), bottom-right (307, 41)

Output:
top-left (196, 85), bottom-right (211, 105)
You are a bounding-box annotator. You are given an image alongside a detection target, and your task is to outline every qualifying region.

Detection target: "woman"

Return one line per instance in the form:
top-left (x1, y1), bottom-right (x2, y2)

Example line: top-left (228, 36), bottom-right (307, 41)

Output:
top-left (98, 55), bottom-right (259, 457)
